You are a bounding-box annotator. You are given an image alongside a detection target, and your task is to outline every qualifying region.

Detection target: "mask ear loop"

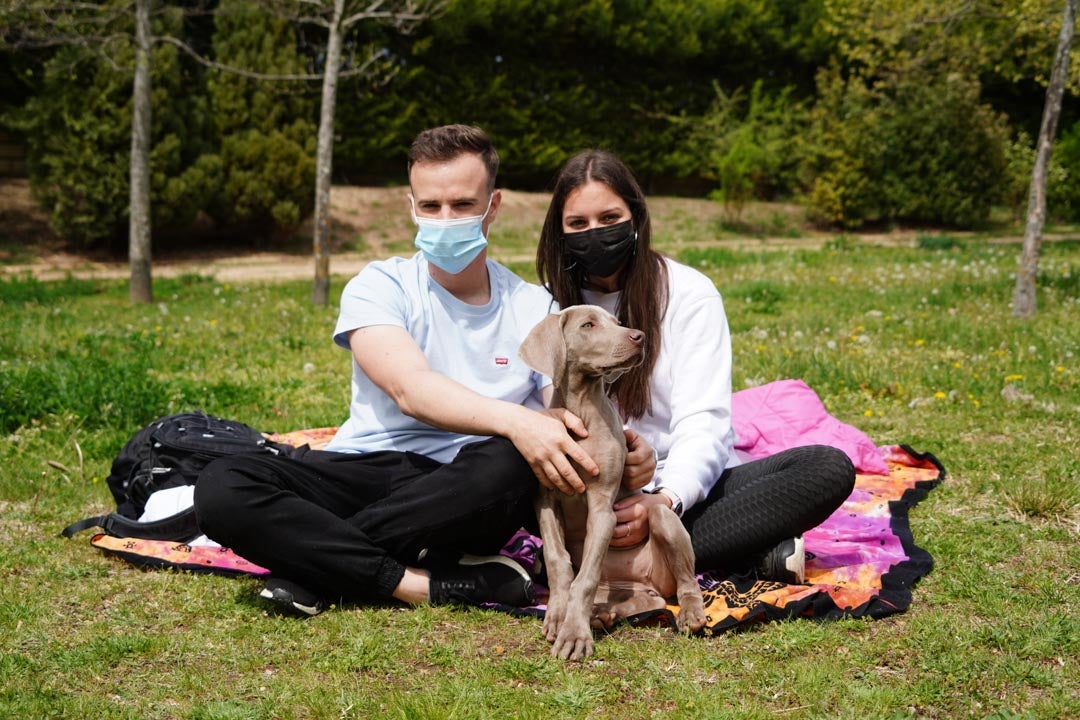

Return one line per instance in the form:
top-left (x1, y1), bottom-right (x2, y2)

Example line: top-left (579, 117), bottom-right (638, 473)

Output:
top-left (408, 195), bottom-right (419, 225)
top-left (559, 232), bottom-right (580, 272)
top-left (479, 192), bottom-right (495, 222)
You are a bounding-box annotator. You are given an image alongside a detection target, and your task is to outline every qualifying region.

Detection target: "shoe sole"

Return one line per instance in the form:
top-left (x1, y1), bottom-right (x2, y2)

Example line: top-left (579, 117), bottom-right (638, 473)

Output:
top-left (785, 536), bottom-right (806, 584)
top-left (457, 553), bottom-right (533, 584)
top-left (759, 536), bottom-right (806, 585)
top-left (259, 587), bottom-right (323, 617)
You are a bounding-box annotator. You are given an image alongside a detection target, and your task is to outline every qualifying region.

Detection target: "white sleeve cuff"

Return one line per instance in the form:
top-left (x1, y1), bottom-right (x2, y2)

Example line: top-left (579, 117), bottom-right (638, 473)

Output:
top-left (652, 486), bottom-right (685, 517)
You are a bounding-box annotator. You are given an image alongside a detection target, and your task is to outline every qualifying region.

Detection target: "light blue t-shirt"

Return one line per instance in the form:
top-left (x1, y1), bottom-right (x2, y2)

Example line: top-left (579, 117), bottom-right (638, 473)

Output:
top-left (324, 253), bottom-right (555, 463)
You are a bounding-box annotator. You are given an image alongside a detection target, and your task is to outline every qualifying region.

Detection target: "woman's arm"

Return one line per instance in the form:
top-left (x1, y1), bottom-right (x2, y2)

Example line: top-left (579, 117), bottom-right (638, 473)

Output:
top-left (653, 292), bottom-right (736, 512)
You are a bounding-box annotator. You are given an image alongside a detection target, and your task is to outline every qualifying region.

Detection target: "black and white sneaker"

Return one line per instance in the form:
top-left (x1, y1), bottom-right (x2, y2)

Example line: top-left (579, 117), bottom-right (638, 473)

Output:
top-left (758, 536), bottom-right (806, 585)
top-left (429, 553), bottom-right (536, 607)
top-left (259, 577), bottom-right (326, 617)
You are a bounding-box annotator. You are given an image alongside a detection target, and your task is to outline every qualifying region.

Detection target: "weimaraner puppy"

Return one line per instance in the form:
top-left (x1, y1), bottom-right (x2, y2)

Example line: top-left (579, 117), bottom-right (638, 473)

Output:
top-left (519, 306), bottom-right (707, 660)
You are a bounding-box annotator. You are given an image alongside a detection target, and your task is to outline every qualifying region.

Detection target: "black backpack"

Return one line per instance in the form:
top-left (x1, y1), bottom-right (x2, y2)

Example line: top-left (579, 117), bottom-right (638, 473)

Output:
top-left (62, 411), bottom-right (295, 542)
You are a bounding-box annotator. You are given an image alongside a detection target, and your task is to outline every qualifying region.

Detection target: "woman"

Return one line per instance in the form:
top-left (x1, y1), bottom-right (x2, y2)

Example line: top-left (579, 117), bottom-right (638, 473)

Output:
top-left (536, 150), bottom-right (855, 582)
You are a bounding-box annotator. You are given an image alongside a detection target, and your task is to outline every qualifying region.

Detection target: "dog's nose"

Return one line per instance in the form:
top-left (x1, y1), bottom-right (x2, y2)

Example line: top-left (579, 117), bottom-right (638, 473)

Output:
top-left (627, 330), bottom-right (644, 345)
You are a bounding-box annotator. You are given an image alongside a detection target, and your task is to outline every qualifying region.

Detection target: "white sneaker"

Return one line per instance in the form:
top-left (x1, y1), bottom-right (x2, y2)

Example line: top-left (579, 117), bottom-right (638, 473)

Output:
top-left (758, 536), bottom-right (805, 584)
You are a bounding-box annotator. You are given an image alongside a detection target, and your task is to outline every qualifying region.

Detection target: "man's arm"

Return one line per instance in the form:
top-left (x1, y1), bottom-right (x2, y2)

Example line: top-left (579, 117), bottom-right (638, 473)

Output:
top-left (350, 324), bottom-right (597, 494)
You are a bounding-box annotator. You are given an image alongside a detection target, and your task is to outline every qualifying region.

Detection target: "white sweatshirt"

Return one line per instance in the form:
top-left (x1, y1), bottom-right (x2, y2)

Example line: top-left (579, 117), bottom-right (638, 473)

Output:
top-left (582, 256), bottom-right (739, 513)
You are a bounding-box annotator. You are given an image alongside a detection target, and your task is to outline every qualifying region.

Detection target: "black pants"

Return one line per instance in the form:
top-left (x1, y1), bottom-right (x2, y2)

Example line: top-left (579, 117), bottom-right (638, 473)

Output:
top-left (683, 444), bottom-right (856, 573)
top-left (193, 436), bottom-right (537, 602)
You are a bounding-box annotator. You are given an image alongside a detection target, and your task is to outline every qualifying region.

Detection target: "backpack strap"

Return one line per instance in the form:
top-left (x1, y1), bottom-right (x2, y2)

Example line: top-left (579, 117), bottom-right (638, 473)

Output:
top-left (61, 508), bottom-right (201, 543)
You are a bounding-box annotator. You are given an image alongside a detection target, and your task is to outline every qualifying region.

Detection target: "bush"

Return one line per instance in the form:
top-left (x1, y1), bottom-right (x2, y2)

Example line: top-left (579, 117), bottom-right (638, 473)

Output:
top-left (1003, 131), bottom-right (1036, 221)
top-left (208, 124), bottom-right (315, 231)
top-left (1002, 127), bottom-right (1077, 224)
top-left (9, 20), bottom-right (217, 250)
top-left (806, 67), bottom-right (1010, 229)
top-left (1048, 120), bottom-right (1080, 223)
top-left (333, 0), bottom-right (830, 189)
top-left (8, 2), bottom-right (316, 250)
top-left (205, 0), bottom-right (316, 235)
top-left (682, 80), bottom-right (810, 221)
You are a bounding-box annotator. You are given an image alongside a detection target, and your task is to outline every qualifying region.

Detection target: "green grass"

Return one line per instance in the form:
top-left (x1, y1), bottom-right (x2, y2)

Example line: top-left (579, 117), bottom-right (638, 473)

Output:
top-left (2, 207), bottom-right (1079, 719)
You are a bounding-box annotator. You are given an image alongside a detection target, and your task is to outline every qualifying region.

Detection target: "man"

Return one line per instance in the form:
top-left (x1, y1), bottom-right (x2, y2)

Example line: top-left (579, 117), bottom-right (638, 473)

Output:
top-left (195, 124), bottom-right (655, 615)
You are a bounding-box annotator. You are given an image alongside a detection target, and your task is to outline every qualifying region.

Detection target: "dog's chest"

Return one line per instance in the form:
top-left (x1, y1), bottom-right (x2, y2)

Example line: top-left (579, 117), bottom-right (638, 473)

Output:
top-left (563, 396), bottom-right (625, 486)
top-left (577, 433), bottom-right (625, 479)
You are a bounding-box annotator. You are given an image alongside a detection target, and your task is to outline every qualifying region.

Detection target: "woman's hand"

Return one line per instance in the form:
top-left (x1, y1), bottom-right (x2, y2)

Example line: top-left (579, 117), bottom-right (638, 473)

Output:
top-left (610, 491), bottom-right (671, 548)
top-left (621, 428), bottom-right (655, 491)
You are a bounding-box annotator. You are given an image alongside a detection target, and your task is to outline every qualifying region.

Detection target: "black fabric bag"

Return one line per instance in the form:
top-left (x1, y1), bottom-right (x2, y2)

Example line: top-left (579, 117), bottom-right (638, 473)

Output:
top-left (62, 411), bottom-right (294, 542)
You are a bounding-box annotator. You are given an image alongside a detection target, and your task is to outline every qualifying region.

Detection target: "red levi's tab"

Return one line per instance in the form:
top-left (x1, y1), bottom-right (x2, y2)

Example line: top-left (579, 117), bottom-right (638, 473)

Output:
top-left (495, 357), bottom-right (509, 365)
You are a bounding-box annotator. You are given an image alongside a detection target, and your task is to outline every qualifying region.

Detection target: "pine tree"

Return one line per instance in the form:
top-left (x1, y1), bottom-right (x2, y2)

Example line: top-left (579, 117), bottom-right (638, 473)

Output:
top-left (204, 0), bottom-right (316, 236)
top-left (10, 7), bottom-right (216, 254)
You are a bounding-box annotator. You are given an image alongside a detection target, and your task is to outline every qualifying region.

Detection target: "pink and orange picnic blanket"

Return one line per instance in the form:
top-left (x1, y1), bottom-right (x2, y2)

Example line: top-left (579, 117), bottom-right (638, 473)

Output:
top-left (89, 379), bottom-right (944, 632)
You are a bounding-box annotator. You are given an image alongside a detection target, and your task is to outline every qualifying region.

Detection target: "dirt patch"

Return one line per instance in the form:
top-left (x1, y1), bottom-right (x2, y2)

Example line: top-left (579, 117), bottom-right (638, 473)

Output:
top-left (0, 182), bottom-right (408, 282)
top-left (2, 182), bottom-right (585, 281)
top-left (1, 177), bottom-right (1034, 283)
top-left (3, 182), bottom-right (559, 281)
top-left (0, 178), bottom-right (63, 261)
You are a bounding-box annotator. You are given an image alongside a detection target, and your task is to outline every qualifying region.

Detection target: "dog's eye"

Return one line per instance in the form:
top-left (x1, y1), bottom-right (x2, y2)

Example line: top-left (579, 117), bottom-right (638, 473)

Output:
top-left (581, 321), bottom-right (594, 329)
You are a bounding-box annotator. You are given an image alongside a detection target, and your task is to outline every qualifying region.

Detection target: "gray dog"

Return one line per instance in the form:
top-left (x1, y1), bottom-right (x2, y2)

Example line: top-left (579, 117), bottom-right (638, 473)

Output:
top-left (519, 306), bottom-right (707, 660)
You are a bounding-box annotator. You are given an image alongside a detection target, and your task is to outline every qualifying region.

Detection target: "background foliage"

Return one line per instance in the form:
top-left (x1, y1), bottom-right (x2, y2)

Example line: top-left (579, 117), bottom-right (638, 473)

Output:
top-left (7, 5), bottom-right (217, 250)
top-left (1, 0), bottom-right (1080, 242)
top-left (806, 69), bottom-right (1011, 228)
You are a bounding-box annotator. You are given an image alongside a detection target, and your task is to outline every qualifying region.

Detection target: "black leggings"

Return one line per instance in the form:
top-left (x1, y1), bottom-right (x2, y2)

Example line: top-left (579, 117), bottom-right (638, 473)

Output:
top-left (193, 436), bottom-right (537, 602)
top-left (682, 444), bottom-right (856, 572)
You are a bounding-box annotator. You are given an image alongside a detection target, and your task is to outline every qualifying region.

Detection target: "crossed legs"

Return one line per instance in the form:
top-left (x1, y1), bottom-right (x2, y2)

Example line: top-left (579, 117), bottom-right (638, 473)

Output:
top-left (194, 437), bottom-right (537, 603)
top-left (682, 444), bottom-right (856, 573)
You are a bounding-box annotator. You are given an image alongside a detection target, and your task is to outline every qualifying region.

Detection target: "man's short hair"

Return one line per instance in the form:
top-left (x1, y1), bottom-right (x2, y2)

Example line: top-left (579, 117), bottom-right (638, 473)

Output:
top-left (408, 124), bottom-right (499, 192)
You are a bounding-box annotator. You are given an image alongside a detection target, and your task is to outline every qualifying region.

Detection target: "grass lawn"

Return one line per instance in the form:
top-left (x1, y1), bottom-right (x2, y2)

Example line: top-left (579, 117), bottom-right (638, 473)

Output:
top-left (1, 195), bottom-right (1078, 719)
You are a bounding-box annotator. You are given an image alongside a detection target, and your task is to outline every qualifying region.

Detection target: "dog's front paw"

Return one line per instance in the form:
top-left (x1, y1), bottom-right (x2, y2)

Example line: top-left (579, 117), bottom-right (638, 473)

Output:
top-left (542, 597), bottom-right (568, 643)
top-left (676, 591), bottom-right (707, 634)
top-left (551, 611), bottom-right (594, 660)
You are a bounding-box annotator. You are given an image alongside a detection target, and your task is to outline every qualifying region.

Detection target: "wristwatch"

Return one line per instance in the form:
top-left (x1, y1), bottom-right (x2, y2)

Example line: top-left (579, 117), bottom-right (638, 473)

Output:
top-left (653, 486), bottom-right (684, 517)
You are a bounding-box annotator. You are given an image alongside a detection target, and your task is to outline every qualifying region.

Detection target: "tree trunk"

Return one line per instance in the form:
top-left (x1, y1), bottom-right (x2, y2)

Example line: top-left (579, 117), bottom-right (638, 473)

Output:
top-left (311, 0), bottom-right (346, 306)
top-left (1013, 0), bottom-right (1077, 318)
top-left (129, 0), bottom-right (153, 304)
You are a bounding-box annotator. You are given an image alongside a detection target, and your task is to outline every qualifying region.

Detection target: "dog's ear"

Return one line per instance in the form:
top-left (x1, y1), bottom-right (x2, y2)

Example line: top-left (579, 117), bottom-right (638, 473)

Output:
top-left (519, 312), bottom-right (566, 378)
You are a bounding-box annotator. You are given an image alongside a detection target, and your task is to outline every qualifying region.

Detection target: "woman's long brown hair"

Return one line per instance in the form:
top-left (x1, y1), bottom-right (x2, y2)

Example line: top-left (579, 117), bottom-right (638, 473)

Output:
top-left (536, 150), bottom-right (669, 420)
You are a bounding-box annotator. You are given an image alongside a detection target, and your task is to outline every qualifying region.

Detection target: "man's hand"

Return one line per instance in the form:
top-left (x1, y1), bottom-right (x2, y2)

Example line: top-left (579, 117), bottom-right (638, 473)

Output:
top-left (621, 428), bottom-right (656, 491)
top-left (350, 326), bottom-right (598, 495)
top-left (610, 491), bottom-right (670, 548)
top-left (509, 408), bottom-right (598, 495)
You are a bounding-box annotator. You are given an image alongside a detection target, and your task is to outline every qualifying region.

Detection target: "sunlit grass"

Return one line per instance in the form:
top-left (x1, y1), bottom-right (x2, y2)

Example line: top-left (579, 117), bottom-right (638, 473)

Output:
top-left (1, 205), bottom-right (1078, 719)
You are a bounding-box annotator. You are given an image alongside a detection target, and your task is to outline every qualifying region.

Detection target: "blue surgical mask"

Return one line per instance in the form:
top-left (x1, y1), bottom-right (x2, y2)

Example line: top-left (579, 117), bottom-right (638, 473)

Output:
top-left (411, 194), bottom-right (493, 274)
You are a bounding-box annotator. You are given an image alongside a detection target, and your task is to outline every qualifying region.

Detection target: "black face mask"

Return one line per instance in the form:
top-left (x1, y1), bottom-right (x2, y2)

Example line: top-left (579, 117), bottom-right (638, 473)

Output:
top-left (562, 220), bottom-right (637, 278)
